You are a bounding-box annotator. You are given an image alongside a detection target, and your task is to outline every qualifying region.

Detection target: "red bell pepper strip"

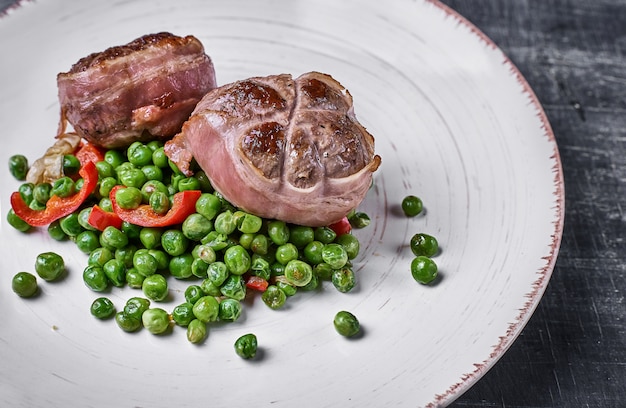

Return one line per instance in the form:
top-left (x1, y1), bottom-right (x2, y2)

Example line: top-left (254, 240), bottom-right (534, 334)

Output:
top-left (10, 161), bottom-right (98, 227)
top-left (329, 216), bottom-right (352, 236)
top-left (88, 204), bottom-right (123, 231)
top-left (245, 275), bottom-right (269, 292)
top-left (75, 141), bottom-right (105, 167)
top-left (109, 185), bottom-right (201, 227)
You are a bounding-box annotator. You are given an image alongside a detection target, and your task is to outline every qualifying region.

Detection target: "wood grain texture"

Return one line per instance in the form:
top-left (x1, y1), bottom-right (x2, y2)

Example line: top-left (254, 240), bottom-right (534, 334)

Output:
top-left (440, 0), bottom-right (626, 407)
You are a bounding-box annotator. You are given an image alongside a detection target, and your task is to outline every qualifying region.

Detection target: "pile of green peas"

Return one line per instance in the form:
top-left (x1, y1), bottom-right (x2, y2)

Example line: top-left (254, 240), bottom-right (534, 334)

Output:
top-left (402, 195), bottom-right (440, 285)
top-left (8, 141), bottom-right (369, 346)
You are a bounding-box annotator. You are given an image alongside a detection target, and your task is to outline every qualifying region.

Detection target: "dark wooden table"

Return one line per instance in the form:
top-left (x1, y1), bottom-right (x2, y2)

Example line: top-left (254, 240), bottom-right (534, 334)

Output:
top-left (2, 1), bottom-right (624, 407)
top-left (438, 1), bottom-right (626, 407)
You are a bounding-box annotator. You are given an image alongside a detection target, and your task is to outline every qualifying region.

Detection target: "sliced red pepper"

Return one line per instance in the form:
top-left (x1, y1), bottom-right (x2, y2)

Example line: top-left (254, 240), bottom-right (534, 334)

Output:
top-left (75, 140), bottom-right (105, 167)
top-left (245, 275), bottom-right (269, 292)
top-left (329, 216), bottom-right (352, 236)
top-left (10, 161), bottom-right (98, 227)
top-left (88, 204), bottom-right (123, 231)
top-left (109, 185), bottom-right (201, 227)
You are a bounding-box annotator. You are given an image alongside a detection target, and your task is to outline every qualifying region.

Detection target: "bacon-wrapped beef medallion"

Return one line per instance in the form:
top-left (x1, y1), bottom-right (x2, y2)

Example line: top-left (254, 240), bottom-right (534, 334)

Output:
top-left (57, 32), bottom-right (217, 148)
top-left (165, 72), bottom-right (381, 227)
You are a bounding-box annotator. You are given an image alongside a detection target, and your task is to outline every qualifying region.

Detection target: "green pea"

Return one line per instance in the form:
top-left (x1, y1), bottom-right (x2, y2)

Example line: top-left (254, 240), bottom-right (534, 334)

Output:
top-left (303, 241), bottom-right (324, 265)
top-left (12, 272), bottom-right (38, 297)
top-left (172, 302), bottom-right (195, 327)
top-left (250, 234), bottom-right (269, 255)
top-left (314, 262), bottom-right (334, 280)
top-left (139, 227), bottom-right (162, 249)
top-left (178, 176), bottom-right (201, 191)
top-left (200, 278), bottom-right (222, 297)
top-left (98, 176), bottom-right (117, 198)
top-left (115, 311), bottom-right (141, 332)
top-left (18, 182), bottom-right (35, 205)
top-left (214, 210), bottom-right (236, 235)
top-left (411, 256), bottom-right (438, 284)
top-left (47, 220), bottom-right (67, 241)
top-left (60, 213), bottom-right (83, 237)
top-left (194, 244), bottom-right (216, 264)
top-left (88, 247), bottom-right (114, 267)
top-left (100, 226), bottom-right (128, 250)
top-left (127, 142), bottom-right (153, 167)
top-left (402, 195), bottom-right (423, 217)
top-left (74, 177), bottom-right (85, 192)
top-left (224, 245), bottom-right (251, 276)
top-left (192, 296), bottom-right (219, 323)
top-left (141, 180), bottom-right (169, 203)
top-left (220, 275), bottom-right (246, 300)
top-left (170, 173), bottom-right (185, 193)
top-left (207, 261), bottom-right (229, 286)
top-left (7, 209), bottom-right (31, 232)
top-left (142, 274), bottom-right (168, 301)
top-left (271, 262), bottom-right (285, 277)
top-left (261, 285), bottom-right (286, 309)
top-left (118, 167), bottom-right (147, 188)
top-left (284, 260), bottom-right (313, 287)
top-left (90, 297), bottom-right (116, 319)
top-left (35, 252), bottom-right (65, 281)
top-left (187, 319), bottom-right (207, 344)
top-left (142, 308), bottom-right (171, 334)
top-left (321, 243), bottom-right (348, 269)
top-left (236, 212), bottom-right (263, 234)
top-left (336, 233), bottom-right (360, 260)
top-left (148, 249), bottom-right (170, 271)
top-left (123, 297), bottom-right (150, 320)
top-left (170, 254), bottom-right (194, 279)
top-left (9, 154), bottom-right (29, 180)
top-left (267, 220), bottom-right (289, 245)
top-left (183, 285), bottom-right (205, 305)
top-left (28, 199), bottom-right (46, 211)
top-left (104, 150), bottom-right (125, 169)
top-left (125, 268), bottom-right (145, 288)
top-left (103, 258), bottom-right (126, 287)
top-left (301, 272), bottom-right (319, 291)
top-left (131, 249), bottom-right (156, 277)
top-left (151, 147), bottom-right (169, 168)
top-left (219, 298), bottom-right (242, 322)
top-left (191, 258), bottom-right (209, 279)
top-left (334, 311), bottom-right (360, 337)
top-left (115, 244), bottom-right (137, 268)
top-left (60, 154), bottom-right (79, 176)
top-left (314, 226), bottom-right (336, 244)
top-left (149, 191), bottom-right (170, 215)
top-left (83, 265), bottom-right (109, 292)
top-left (251, 257), bottom-right (271, 280)
top-left (75, 230), bottom-right (100, 254)
top-left (410, 233), bottom-right (439, 257)
top-left (95, 160), bottom-right (115, 179)
top-left (331, 266), bottom-right (356, 293)
top-left (77, 207), bottom-right (97, 231)
top-left (195, 193), bottom-right (221, 220)
top-left (33, 182), bottom-right (52, 204)
top-left (348, 211), bottom-right (370, 229)
top-left (289, 225), bottom-right (314, 248)
top-left (141, 165), bottom-right (163, 182)
top-left (275, 243), bottom-right (298, 265)
top-left (99, 197), bottom-right (113, 212)
top-left (276, 279), bottom-right (297, 297)
top-left (161, 229), bottom-right (188, 256)
top-left (200, 231), bottom-right (230, 251)
top-left (234, 333), bottom-right (257, 359)
top-left (115, 186), bottom-right (143, 210)
top-left (182, 213), bottom-right (213, 241)
top-left (168, 158), bottom-right (184, 175)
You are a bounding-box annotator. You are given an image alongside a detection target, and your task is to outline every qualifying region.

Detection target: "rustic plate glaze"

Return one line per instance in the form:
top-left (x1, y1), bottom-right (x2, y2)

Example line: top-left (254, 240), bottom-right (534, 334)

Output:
top-left (0, 1), bottom-right (563, 407)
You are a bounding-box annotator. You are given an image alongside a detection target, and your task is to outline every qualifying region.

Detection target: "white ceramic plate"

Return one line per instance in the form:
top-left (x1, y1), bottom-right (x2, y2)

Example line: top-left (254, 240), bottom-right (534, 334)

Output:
top-left (0, 1), bottom-right (564, 407)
